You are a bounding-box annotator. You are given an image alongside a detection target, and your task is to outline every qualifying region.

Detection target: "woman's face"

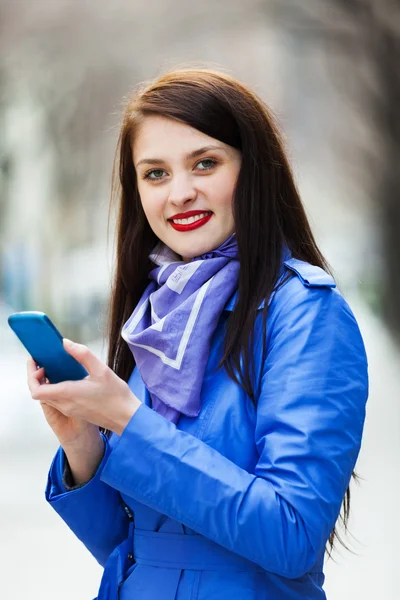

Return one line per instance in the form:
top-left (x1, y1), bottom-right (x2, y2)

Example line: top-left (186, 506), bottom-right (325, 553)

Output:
top-left (133, 115), bottom-right (242, 261)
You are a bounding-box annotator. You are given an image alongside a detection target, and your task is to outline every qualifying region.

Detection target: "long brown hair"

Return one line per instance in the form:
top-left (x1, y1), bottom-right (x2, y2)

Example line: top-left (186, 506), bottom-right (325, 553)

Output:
top-left (105, 67), bottom-right (354, 555)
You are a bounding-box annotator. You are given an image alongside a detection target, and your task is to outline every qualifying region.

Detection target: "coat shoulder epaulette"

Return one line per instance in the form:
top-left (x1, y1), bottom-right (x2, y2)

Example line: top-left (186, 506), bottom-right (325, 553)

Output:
top-left (282, 258), bottom-right (336, 288)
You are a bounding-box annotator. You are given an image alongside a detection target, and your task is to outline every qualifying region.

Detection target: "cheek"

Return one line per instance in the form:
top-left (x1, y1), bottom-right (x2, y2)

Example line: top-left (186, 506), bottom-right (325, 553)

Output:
top-left (209, 164), bottom-right (239, 210)
top-left (210, 177), bottom-right (236, 213)
top-left (138, 186), bottom-right (165, 220)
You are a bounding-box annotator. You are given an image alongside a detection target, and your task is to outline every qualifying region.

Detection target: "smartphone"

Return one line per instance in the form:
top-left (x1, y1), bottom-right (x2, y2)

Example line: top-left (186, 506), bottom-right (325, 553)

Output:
top-left (8, 311), bottom-right (88, 383)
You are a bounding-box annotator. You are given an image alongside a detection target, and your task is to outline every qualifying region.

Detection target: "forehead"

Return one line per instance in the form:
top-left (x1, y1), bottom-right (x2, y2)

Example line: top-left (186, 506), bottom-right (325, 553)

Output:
top-left (132, 115), bottom-right (220, 157)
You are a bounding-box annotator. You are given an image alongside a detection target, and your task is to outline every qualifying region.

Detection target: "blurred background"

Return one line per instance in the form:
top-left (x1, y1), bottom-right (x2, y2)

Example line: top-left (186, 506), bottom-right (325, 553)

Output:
top-left (0, 0), bottom-right (399, 598)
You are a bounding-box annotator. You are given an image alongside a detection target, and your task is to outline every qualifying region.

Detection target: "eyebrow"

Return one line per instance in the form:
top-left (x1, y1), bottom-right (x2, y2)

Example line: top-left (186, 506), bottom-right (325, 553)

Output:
top-left (135, 145), bottom-right (227, 168)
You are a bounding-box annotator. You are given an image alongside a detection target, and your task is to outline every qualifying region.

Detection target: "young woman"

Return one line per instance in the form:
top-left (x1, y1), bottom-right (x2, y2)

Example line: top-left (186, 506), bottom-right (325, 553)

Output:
top-left (28, 68), bottom-right (368, 599)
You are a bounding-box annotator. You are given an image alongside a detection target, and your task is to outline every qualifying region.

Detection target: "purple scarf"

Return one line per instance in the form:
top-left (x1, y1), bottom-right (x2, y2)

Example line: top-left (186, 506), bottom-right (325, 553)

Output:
top-left (121, 234), bottom-right (239, 424)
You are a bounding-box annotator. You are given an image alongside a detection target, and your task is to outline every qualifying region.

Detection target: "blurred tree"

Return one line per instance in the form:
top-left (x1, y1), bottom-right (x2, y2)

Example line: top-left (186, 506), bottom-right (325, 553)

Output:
top-left (270, 0), bottom-right (400, 342)
top-left (0, 1), bottom-right (131, 326)
top-left (1, 0), bottom-right (398, 341)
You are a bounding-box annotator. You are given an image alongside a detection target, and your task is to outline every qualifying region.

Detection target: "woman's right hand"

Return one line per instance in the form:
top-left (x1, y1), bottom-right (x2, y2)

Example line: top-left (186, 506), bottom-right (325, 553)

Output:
top-left (27, 357), bottom-right (101, 449)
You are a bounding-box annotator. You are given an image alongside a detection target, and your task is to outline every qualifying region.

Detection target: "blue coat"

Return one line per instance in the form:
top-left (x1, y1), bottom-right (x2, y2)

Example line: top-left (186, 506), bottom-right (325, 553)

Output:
top-left (45, 257), bottom-right (368, 599)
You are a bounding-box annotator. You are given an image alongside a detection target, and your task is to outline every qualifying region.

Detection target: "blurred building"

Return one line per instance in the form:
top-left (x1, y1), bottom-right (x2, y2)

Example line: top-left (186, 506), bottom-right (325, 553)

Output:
top-left (0, 0), bottom-right (388, 341)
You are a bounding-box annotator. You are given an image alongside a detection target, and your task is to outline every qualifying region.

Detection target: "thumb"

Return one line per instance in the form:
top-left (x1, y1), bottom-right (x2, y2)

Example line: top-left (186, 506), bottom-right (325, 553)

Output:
top-left (63, 338), bottom-right (99, 376)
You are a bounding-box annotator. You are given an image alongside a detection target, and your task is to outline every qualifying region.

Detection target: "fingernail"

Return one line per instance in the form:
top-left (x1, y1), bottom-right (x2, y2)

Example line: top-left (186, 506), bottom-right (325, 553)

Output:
top-left (63, 338), bottom-right (74, 347)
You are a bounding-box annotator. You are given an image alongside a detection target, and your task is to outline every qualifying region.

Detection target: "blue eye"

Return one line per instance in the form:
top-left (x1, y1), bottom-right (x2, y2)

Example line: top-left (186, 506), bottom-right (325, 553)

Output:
top-left (143, 159), bottom-right (216, 180)
top-left (196, 159), bottom-right (216, 170)
top-left (144, 169), bottom-right (165, 180)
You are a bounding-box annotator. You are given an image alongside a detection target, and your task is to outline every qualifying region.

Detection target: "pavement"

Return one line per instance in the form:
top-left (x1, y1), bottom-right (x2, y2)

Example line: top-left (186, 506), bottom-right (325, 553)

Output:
top-left (1, 297), bottom-right (398, 599)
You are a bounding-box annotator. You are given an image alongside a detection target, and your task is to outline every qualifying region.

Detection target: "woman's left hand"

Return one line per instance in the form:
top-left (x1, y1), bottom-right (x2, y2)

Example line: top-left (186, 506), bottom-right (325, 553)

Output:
top-left (31, 338), bottom-right (142, 436)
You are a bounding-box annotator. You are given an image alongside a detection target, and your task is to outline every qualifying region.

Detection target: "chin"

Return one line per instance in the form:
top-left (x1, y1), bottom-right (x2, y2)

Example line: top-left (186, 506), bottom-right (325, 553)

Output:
top-left (167, 231), bottom-right (232, 260)
top-left (178, 243), bottom-right (213, 259)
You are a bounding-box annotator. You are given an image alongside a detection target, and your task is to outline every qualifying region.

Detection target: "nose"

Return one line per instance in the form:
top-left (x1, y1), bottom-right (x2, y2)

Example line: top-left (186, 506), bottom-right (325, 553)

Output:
top-left (168, 173), bottom-right (197, 207)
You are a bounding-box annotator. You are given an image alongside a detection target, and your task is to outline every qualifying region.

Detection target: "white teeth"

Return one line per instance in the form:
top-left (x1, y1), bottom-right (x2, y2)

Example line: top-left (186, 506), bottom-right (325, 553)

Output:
top-left (172, 212), bottom-right (211, 225)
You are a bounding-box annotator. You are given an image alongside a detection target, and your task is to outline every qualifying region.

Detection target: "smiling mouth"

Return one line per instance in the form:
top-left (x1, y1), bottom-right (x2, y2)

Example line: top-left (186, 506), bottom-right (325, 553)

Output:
top-left (168, 211), bottom-right (213, 232)
top-left (168, 211), bottom-right (212, 225)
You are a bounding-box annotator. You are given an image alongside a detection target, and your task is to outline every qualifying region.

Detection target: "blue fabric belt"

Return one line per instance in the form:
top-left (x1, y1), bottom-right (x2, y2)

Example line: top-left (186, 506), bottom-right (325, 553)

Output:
top-left (95, 526), bottom-right (265, 600)
top-left (133, 528), bottom-right (265, 572)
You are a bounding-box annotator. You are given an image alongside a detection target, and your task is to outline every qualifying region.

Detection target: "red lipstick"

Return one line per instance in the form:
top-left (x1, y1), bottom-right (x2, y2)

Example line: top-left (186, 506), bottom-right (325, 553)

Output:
top-left (168, 211), bottom-right (213, 232)
top-left (168, 210), bottom-right (211, 219)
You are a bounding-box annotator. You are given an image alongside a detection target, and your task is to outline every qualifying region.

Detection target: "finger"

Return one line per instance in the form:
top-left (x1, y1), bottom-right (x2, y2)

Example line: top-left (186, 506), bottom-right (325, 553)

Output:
top-left (26, 357), bottom-right (39, 376)
top-left (40, 396), bottom-right (70, 416)
top-left (63, 339), bottom-right (102, 377)
top-left (27, 358), bottom-right (47, 385)
top-left (28, 367), bottom-right (46, 398)
top-left (33, 379), bottom-right (75, 401)
top-left (39, 398), bottom-right (62, 413)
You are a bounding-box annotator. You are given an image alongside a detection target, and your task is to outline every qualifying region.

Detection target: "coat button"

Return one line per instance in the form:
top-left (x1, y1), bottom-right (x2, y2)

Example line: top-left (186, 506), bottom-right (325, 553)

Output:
top-left (123, 504), bottom-right (134, 521)
top-left (127, 553), bottom-right (133, 561)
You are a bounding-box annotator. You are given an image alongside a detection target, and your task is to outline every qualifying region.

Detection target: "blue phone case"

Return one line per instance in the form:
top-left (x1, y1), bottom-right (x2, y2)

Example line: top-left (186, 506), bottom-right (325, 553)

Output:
top-left (8, 311), bottom-right (88, 383)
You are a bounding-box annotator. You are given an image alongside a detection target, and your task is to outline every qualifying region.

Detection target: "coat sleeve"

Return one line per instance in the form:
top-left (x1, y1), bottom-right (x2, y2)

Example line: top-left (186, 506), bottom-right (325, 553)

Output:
top-left (45, 432), bottom-right (130, 567)
top-left (99, 281), bottom-right (368, 579)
